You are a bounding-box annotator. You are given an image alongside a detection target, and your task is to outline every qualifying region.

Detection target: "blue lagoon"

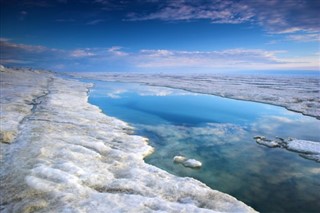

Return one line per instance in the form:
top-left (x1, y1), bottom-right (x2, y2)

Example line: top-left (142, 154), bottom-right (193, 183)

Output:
top-left (89, 81), bottom-right (320, 213)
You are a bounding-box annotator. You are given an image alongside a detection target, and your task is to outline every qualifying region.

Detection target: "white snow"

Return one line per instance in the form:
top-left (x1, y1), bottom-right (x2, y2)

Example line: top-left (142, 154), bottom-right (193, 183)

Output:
top-left (183, 159), bottom-right (202, 168)
top-left (0, 67), bottom-right (51, 143)
top-left (287, 139), bottom-right (320, 154)
top-left (173, 155), bottom-right (187, 163)
top-left (286, 139), bottom-right (320, 162)
top-left (0, 66), bottom-right (256, 212)
top-left (254, 137), bottom-right (320, 162)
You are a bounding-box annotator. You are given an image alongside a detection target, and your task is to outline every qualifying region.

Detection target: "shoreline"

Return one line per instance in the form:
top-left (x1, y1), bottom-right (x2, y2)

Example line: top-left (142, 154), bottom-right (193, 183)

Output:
top-left (0, 66), bottom-right (256, 212)
top-left (145, 83), bottom-right (319, 120)
top-left (91, 78), bottom-right (319, 120)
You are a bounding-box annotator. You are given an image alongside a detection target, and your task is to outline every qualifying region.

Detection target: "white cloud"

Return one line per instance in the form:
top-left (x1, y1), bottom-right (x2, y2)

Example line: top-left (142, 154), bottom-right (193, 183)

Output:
top-left (135, 48), bottom-right (292, 70)
top-left (138, 123), bottom-right (247, 145)
top-left (140, 49), bottom-right (173, 57)
top-left (1, 39), bottom-right (318, 72)
top-left (128, 0), bottom-right (254, 24)
top-left (55, 18), bottom-right (76, 22)
top-left (0, 40), bottom-right (48, 52)
top-left (19, 10), bottom-right (28, 21)
top-left (106, 89), bottom-right (126, 99)
top-left (0, 38), bottom-right (10, 42)
top-left (127, 0), bottom-right (320, 35)
top-left (0, 59), bottom-right (31, 64)
top-left (70, 49), bottom-right (95, 57)
top-left (86, 19), bottom-right (104, 25)
top-left (107, 46), bottom-right (128, 56)
top-left (286, 34), bottom-right (320, 42)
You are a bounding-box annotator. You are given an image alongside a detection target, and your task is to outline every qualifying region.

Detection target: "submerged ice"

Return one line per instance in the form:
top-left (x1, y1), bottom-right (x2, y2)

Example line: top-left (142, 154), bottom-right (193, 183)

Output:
top-left (0, 66), bottom-right (256, 212)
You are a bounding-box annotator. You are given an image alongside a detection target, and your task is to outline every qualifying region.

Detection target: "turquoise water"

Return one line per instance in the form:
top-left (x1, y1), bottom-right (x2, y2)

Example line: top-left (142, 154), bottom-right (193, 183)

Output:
top-left (88, 81), bottom-right (320, 213)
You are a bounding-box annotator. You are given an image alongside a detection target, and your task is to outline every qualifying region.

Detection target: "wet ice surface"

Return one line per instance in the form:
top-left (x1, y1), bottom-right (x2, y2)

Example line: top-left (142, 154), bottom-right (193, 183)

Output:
top-left (88, 81), bottom-right (320, 213)
top-left (72, 72), bottom-right (320, 119)
top-left (0, 67), bottom-right (255, 212)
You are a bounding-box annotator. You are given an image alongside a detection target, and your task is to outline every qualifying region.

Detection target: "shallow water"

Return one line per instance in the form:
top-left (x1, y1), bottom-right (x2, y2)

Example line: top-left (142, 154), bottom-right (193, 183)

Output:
top-left (88, 81), bottom-right (320, 213)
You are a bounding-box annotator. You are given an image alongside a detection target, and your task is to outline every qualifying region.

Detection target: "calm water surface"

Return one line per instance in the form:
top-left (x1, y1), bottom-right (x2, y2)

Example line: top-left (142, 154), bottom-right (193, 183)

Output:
top-left (88, 81), bottom-right (320, 213)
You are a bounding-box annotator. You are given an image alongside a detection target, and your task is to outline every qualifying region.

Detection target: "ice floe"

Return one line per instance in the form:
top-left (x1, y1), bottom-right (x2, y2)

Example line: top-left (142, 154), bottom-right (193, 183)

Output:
top-left (254, 136), bottom-right (320, 162)
top-left (0, 66), bottom-right (256, 212)
top-left (173, 156), bottom-right (202, 168)
top-left (173, 155), bottom-right (187, 163)
top-left (183, 159), bottom-right (202, 168)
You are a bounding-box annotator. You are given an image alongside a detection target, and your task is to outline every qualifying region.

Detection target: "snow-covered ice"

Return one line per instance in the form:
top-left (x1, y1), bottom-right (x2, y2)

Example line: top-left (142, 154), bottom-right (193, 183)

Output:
top-left (182, 159), bottom-right (202, 168)
top-left (0, 66), bottom-right (51, 143)
top-left (173, 155), bottom-right (187, 163)
top-left (173, 156), bottom-right (202, 168)
top-left (0, 66), bottom-right (256, 212)
top-left (254, 137), bottom-right (320, 162)
top-left (286, 139), bottom-right (320, 162)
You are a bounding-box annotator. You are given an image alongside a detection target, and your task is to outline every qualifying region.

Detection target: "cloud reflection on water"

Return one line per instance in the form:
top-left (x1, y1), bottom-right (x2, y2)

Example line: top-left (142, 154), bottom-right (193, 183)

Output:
top-left (92, 82), bottom-right (196, 99)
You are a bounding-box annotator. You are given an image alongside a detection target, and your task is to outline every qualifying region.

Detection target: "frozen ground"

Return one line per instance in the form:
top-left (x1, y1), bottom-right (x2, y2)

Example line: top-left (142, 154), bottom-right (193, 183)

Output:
top-left (0, 66), bottom-right (256, 212)
top-left (71, 72), bottom-right (320, 119)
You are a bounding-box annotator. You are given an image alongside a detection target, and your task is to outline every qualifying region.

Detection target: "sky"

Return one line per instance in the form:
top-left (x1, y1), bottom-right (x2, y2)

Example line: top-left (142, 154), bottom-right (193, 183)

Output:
top-left (0, 0), bottom-right (319, 73)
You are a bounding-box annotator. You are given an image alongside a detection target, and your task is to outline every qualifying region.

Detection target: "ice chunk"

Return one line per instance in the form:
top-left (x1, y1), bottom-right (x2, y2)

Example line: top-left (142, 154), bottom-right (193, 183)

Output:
top-left (173, 155), bottom-right (187, 163)
top-left (254, 136), bottom-right (320, 162)
top-left (286, 139), bottom-right (320, 154)
top-left (173, 156), bottom-right (202, 168)
top-left (183, 159), bottom-right (202, 168)
top-left (0, 64), bottom-right (5, 71)
top-left (254, 136), bottom-right (281, 148)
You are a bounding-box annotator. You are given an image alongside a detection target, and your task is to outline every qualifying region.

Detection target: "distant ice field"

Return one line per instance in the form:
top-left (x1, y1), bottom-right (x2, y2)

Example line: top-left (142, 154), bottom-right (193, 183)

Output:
top-left (89, 81), bottom-right (320, 213)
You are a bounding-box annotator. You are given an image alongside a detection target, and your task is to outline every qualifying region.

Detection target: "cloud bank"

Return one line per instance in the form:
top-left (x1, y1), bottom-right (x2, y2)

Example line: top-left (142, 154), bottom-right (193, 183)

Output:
top-left (4, 0), bottom-right (319, 35)
top-left (0, 39), bottom-right (318, 72)
top-left (128, 0), bottom-right (320, 34)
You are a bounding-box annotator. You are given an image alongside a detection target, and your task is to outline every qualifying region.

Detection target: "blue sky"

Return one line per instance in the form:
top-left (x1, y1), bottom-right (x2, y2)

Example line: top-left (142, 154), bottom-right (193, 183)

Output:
top-left (0, 0), bottom-right (319, 73)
